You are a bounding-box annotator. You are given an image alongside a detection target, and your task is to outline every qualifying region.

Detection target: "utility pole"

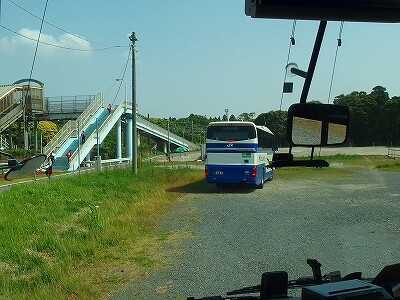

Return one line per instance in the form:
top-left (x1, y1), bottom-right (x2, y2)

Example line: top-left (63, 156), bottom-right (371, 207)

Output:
top-left (23, 92), bottom-right (29, 150)
top-left (129, 32), bottom-right (138, 174)
top-left (167, 118), bottom-right (171, 162)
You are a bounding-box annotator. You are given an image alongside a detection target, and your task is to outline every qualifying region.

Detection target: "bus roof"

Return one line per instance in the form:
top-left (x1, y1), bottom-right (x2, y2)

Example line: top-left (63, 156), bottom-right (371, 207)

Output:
top-left (207, 121), bottom-right (256, 127)
top-left (207, 122), bottom-right (274, 135)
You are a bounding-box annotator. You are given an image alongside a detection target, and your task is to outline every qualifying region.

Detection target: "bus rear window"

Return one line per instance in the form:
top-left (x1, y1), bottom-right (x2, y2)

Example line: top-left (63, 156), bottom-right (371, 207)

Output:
top-left (207, 126), bottom-right (256, 141)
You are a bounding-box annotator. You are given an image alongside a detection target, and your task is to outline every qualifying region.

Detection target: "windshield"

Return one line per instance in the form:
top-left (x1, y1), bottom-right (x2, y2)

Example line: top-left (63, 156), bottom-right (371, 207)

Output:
top-left (2, 2), bottom-right (400, 300)
top-left (207, 125), bottom-right (256, 141)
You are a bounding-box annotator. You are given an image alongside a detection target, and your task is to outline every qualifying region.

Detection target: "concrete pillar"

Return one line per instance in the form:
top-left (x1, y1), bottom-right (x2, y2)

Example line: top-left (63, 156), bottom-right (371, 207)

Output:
top-left (163, 142), bottom-right (167, 154)
top-left (126, 118), bottom-right (132, 158)
top-left (116, 118), bottom-right (122, 159)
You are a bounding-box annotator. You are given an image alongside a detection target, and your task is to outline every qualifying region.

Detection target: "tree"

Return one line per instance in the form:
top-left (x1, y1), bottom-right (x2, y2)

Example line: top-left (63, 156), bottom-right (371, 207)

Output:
top-left (334, 86), bottom-right (400, 146)
top-left (38, 121), bottom-right (58, 145)
top-left (237, 112), bottom-right (256, 121)
top-left (254, 110), bottom-right (288, 147)
top-left (308, 100), bottom-right (322, 104)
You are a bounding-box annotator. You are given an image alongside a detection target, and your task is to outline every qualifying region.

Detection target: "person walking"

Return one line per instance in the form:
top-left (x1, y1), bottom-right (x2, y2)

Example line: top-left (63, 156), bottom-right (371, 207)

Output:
top-left (66, 149), bottom-right (72, 164)
top-left (81, 130), bottom-right (86, 144)
top-left (44, 154), bottom-right (54, 180)
top-left (50, 150), bottom-right (55, 164)
top-left (106, 103), bottom-right (112, 114)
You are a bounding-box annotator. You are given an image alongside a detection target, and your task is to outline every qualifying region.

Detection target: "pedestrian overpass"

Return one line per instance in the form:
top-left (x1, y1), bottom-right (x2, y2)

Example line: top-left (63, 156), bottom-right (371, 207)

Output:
top-left (1, 82), bottom-right (198, 170)
top-left (42, 94), bottom-right (197, 171)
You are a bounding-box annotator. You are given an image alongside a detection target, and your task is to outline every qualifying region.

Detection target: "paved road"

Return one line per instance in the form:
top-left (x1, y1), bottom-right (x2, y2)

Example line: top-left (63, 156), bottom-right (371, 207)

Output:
top-left (151, 146), bottom-right (396, 164)
top-left (109, 165), bottom-right (400, 300)
top-left (282, 146), bottom-right (394, 157)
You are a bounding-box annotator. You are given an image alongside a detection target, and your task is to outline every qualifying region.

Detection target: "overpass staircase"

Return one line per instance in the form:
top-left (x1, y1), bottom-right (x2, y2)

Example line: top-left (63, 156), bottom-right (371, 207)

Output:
top-left (0, 85), bottom-right (24, 145)
top-left (43, 97), bottom-right (198, 171)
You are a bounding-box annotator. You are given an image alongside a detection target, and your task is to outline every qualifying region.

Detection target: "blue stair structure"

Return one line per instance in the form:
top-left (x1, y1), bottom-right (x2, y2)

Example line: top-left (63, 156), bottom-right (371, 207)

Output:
top-left (43, 95), bottom-right (198, 171)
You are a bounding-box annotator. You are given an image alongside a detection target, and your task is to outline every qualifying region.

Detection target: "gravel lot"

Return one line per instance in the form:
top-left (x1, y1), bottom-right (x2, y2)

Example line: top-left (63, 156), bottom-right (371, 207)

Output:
top-left (109, 150), bottom-right (400, 300)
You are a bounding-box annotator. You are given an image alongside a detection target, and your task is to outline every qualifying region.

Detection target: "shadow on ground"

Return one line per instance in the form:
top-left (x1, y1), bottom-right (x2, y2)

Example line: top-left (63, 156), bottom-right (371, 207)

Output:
top-left (167, 179), bottom-right (256, 194)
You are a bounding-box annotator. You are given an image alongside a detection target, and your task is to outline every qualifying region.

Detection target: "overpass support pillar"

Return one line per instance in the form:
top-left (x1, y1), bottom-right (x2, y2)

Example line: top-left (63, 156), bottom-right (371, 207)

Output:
top-left (116, 118), bottom-right (122, 159)
top-left (126, 117), bottom-right (132, 158)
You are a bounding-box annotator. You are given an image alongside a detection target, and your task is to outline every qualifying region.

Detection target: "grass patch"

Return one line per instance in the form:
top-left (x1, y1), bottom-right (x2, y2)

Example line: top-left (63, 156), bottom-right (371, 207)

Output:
top-left (376, 161), bottom-right (400, 171)
top-left (1, 154), bottom-right (398, 299)
top-left (274, 154), bottom-right (400, 179)
top-left (0, 164), bottom-right (204, 300)
top-left (274, 165), bottom-right (351, 180)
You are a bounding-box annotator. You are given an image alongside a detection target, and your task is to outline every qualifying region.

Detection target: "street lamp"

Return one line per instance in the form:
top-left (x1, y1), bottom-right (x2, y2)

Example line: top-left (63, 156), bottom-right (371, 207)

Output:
top-left (116, 78), bottom-right (127, 104)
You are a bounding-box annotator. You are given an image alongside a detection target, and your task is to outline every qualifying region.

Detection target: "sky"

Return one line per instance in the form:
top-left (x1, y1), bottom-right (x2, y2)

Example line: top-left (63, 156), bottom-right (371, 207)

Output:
top-left (1, 1), bottom-right (400, 119)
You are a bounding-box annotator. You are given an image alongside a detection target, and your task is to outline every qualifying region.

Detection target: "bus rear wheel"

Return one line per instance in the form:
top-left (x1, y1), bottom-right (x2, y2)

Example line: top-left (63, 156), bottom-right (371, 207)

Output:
top-left (255, 178), bottom-right (264, 189)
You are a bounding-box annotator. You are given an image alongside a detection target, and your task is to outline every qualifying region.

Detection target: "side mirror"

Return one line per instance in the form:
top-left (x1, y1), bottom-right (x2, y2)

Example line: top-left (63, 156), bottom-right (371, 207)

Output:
top-left (4, 154), bottom-right (47, 181)
top-left (287, 103), bottom-right (350, 147)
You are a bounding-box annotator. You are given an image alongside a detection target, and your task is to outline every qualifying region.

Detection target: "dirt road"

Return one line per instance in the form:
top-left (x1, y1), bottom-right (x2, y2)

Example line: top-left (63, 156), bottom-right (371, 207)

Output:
top-left (109, 164), bottom-right (400, 300)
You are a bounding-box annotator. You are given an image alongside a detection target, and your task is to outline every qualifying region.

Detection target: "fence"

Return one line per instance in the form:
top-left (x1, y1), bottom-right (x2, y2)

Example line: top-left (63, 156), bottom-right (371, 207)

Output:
top-left (387, 148), bottom-right (400, 159)
top-left (45, 95), bottom-right (96, 114)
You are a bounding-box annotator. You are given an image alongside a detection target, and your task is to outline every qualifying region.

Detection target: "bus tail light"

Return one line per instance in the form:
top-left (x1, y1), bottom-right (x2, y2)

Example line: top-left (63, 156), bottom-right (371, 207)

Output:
top-left (205, 166), bottom-right (208, 177)
top-left (252, 166), bottom-right (257, 178)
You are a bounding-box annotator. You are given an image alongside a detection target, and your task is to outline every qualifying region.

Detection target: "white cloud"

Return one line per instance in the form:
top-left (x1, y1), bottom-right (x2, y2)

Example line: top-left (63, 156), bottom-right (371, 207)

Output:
top-left (0, 28), bottom-right (92, 54)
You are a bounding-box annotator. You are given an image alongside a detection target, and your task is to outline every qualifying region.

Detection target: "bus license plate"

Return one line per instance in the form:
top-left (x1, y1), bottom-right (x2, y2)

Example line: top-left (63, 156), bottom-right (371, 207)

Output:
top-left (215, 170), bottom-right (224, 175)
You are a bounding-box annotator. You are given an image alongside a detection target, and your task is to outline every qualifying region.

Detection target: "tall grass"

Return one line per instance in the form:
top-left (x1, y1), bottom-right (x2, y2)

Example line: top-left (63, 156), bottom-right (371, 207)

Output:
top-left (0, 164), bottom-right (204, 300)
top-left (274, 154), bottom-right (400, 179)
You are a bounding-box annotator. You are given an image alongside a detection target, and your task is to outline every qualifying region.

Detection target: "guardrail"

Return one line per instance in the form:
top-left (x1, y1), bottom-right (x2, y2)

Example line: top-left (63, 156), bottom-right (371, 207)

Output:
top-left (387, 148), bottom-right (400, 159)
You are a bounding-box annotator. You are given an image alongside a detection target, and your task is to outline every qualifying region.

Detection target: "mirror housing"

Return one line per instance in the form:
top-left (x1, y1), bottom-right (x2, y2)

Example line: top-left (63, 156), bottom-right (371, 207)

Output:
top-left (287, 103), bottom-right (350, 147)
top-left (4, 154), bottom-right (47, 181)
top-left (245, 0), bottom-right (400, 23)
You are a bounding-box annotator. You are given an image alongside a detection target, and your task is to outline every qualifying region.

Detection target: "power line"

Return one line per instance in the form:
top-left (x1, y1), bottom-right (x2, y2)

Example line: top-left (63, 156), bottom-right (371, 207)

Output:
top-left (7, 0), bottom-right (124, 48)
top-left (279, 20), bottom-right (297, 111)
top-left (28, 0), bottom-right (48, 85)
top-left (112, 47), bottom-right (132, 106)
top-left (327, 21), bottom-right (344, 104)
top-left (0, 24), bottom-right (128, 51)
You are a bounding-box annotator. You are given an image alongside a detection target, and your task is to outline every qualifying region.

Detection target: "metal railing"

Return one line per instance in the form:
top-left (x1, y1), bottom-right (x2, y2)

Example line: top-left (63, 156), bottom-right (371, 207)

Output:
top-left (0, 85), bottom-right (17, 102)
top-left (388, 148), bottom-right (400, 159)
top-left (137, 115), bottom-right (196, 148)
top-left (75, 93), bottom-right (104, 133)
top-left (0, 134), bottom-right (9, 149)
top-left (43, 120), bottom-right (76, 154)
top-left (45, 95), bottom-right (96, 114)
top-left (69, 100), bottom-right (123, 165)
top-left (0, 104), bottom-right (23, 133)
top-left (123, 102), bottom-right (198, 150)
top-left (43, 94), bottom-right (104, 155)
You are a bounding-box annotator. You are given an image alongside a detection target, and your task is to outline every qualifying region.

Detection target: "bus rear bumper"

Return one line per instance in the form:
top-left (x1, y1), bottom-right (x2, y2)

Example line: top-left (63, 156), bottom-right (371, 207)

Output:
top-left (205, 164), bottom-right (273, 186)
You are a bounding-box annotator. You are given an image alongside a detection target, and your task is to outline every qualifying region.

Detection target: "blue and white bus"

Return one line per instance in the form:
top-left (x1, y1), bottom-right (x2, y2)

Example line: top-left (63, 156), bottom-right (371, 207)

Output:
top-left (205, 121), bottom-right (275, 188)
